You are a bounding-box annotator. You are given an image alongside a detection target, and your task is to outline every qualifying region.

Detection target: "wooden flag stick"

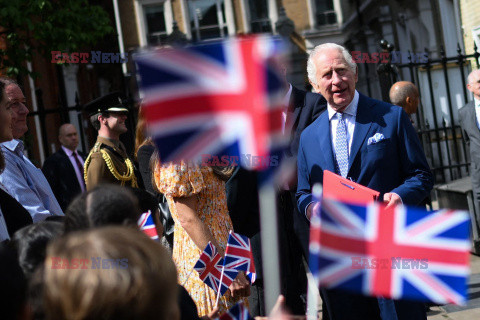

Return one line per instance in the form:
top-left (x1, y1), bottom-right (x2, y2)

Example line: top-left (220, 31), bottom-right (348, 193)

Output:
top-left (258, 183), bottom-right (281, 313)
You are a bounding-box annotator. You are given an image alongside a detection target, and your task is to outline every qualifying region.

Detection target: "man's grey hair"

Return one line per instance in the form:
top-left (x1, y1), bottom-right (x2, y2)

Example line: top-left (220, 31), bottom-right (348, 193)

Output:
top-left (0, 77), bottom-right (18, 87)
top-left (307, 43), bottom-right (357, 86)
top-left (467, 69), bottom-right (480, 85)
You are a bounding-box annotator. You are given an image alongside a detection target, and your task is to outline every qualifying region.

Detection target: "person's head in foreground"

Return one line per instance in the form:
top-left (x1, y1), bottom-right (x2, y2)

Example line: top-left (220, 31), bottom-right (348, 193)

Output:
top-left (42, 226), bottom-right (179, 320)
top-left (64, 184), bottom-right (141, 233)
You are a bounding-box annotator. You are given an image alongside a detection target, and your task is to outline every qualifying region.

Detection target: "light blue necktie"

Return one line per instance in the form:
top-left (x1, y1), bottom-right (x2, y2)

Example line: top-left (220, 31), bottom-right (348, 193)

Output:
top-left (335, 113), bottom-right (349, 177)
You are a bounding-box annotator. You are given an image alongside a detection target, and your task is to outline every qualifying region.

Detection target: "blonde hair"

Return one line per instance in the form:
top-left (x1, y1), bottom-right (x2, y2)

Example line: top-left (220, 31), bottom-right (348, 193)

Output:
top-left (43, 226), bottom-right (179, 320)
top-left (134, 106), bottom-right (154, 160)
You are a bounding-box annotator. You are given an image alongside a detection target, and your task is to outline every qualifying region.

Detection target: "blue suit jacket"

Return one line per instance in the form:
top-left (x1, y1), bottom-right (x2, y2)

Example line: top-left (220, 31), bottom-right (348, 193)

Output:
top-left (296, 93), bottom-right (433, 214)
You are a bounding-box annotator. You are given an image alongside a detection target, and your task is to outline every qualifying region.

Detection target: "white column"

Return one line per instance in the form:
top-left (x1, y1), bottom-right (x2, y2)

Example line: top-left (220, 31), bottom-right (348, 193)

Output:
top-left (112, 0), bottom-right (127, 74)
top-left (62, 65), bottom-right (84, 153)
top-left (224, 0), bottom-right (236, 36)
top-left (268, 0), bottom-right (278, 33)
top-left (240, 0), bottom-right (250, 33)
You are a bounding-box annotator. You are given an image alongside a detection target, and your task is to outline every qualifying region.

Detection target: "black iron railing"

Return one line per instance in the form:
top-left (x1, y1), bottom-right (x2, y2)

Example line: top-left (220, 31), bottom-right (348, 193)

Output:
top-left (378, 40), bottom-right (480, 184)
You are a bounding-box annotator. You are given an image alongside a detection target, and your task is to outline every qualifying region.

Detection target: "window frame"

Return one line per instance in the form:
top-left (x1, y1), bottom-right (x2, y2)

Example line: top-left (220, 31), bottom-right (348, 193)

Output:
top-left (243, 0), bottom-right (277, 34)
top-left (183, 0), bottom-right (236, 42)
top-left (473, 26), bottom-right (480, 51)
top-left (134, 0), bottom-right (173, 47)
top-left (308, 0), bottom-right (342, 29)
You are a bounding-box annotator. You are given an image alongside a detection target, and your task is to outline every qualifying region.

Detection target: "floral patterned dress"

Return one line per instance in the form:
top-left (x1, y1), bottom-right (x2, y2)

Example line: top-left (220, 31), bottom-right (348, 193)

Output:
top-left (154, 162), bottom-right (248, 316)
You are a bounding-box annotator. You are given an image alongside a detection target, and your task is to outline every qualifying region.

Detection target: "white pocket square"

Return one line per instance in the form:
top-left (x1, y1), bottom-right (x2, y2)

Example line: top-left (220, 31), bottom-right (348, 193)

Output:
top-left (367, 133), bottom-right (385, 145)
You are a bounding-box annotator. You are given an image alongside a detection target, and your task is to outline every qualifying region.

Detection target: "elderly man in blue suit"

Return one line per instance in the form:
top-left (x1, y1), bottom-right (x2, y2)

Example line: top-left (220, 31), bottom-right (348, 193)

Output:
top-left (296, 43), bottom-right (433, 319)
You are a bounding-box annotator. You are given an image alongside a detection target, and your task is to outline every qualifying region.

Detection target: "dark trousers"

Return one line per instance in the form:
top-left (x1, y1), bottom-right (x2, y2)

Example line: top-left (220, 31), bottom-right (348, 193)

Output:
top-left (248, 280), bottom-right (266, 317)
top-left (321, 288), bottom-right (427, 320)
top-left (278, 190), bottom-right (308, 315)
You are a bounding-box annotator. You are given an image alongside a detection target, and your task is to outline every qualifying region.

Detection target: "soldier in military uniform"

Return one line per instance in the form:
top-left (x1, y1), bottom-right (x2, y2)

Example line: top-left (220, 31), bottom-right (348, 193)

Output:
top-left (84, 92), bottom-right (138, 190)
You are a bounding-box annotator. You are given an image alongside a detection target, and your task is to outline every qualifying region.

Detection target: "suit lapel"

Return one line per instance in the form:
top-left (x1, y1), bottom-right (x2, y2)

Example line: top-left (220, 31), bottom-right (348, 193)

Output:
top-left (59, 148), bottom-right (83, 190)
top-left (464, 102), bottom-right (480, 137)
top-left (348, 94), bottom-right (375, 171)
top-left (317, 112), bottom-right (336, 172)
top-left (286, 86), bottom-right (304, 139)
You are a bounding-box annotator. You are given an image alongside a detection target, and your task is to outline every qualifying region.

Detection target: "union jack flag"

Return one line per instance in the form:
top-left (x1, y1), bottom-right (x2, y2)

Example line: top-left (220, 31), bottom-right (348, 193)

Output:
top-left (246, 272), bottom-right (256, 284)
top-left (134, 36), bottom-right (285, 169)
top-left (194, 242), bottom-right (239, 296)
top-left (309, 197), bottom-right (471, 305)
top-left (224, 231), bottom-right (256, 278)
top-left (137, 210), bottom-right (159, 240)
top-left (218, 302), bottom-right (253, 320)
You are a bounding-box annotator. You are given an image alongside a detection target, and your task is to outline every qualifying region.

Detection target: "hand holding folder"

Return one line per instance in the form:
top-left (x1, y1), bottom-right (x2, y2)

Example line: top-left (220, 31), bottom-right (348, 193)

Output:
top-left (322, 170), bottom-right (379, 205)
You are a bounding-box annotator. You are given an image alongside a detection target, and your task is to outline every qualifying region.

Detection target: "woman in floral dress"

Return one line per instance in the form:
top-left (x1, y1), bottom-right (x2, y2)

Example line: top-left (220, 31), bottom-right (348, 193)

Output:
top-left (154, 161), bottom-right (250, 317)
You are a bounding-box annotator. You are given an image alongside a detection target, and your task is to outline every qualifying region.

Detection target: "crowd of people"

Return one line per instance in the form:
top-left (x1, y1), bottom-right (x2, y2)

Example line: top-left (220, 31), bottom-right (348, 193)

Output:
top-left (1, 42), bottom-right (478, 320)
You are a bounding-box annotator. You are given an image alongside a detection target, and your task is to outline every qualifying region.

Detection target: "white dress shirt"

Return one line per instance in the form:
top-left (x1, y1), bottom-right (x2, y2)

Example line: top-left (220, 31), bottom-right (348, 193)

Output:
top-left (0, 209), bottom-right (9, 242)
top-left (474, 98), bottom-right (480, 129)
top-left (0, 140), bottom-right (64, 222)
top-left (61, 146), bottom-right (86, 192)
top-left (327, 90), bottom-right (359, 156)
top-left (282, 84), bottom-right (293, 134)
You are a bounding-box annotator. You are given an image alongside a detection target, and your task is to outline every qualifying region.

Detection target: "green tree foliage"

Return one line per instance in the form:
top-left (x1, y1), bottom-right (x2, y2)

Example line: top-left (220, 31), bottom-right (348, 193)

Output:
top-left (0, 0), bottom-right (114, 77)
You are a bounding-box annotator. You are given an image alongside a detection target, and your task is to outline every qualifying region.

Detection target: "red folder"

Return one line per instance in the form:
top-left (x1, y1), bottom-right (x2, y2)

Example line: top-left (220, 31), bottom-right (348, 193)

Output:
top-left (323, 170), bottom-right (380, 205)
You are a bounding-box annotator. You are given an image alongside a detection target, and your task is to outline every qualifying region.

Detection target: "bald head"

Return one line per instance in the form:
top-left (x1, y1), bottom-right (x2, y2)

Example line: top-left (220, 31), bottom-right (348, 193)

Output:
top-left (58, 124), bottom-right (79, 151)
top-left (389, 81), bottom-right (420, 115)
top-left (467, 70), bottom-right (480, 100)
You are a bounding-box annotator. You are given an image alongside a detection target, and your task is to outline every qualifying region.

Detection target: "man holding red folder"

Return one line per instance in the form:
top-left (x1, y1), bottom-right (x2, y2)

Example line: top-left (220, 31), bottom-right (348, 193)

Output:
top-left (296, 43), bottom-right (433, 320)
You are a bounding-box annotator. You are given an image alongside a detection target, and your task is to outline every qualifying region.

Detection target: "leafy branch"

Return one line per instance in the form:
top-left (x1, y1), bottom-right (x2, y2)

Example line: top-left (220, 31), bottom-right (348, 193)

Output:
top-left (0, 0), bottom-right (114, 77)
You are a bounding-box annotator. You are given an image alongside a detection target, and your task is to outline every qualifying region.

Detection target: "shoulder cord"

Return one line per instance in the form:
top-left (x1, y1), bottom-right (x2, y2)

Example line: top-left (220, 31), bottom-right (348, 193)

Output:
top-left (84, 143), bottom-right (138, 188)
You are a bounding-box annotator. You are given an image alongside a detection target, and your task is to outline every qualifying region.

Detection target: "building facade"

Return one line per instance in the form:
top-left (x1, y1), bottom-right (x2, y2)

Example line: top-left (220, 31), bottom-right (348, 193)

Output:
top-left (3, 0), bottom-right (478, 184)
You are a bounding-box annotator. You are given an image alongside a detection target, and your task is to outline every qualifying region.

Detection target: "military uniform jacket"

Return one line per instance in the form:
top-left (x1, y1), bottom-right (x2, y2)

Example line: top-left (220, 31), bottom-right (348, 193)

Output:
top-left (85, 136), bottom-right (137, 190)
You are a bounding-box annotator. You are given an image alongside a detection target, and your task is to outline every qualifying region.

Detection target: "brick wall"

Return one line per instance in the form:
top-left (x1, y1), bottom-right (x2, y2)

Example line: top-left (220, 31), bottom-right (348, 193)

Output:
top-left (172, 0), bottom-right (187, 35)
top-left (283, 0), bottom-right (311, 31)
top-left (460, 0), bottom-right (480, 57)
top-left (120, 0), bottom-right (140, 50)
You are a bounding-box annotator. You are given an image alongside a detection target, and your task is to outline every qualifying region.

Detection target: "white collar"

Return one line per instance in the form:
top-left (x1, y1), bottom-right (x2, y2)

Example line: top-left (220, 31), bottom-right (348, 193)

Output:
top-left (474, 97), bottom-right (480, 108)
top-left (327, 90), bottom-right (360, 120)
top-left (1, 139), bottom-right (22, 152)
top-left (61, 145), bottom-right (77, 156)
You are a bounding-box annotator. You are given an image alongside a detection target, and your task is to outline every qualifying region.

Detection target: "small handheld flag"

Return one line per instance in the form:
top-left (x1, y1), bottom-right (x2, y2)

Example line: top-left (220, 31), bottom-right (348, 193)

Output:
top-left (137, 210), bottom-right (159, 240)
top-left (223, 231), bottom-right (256, 280)
top-left (309, 196), bottom-right (470, 305)
top-left (134, 36), bottom-right (286, 170)
top-left (218, 302), bottom-right (253, 320)
top-left (194, 242), bottom-right (238, 296)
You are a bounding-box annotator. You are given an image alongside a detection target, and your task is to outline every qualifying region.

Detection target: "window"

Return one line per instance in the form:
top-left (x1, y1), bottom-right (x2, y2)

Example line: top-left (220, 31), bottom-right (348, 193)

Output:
top-left (145, 5), bottom-right (168, 45)
top-left (473, 26), bottom-right (480, 50)
top-left (248, 0), bottom-right (271, 33)
top-left (315, 0), bottom-right (337, 26)
top-left (187, 0), bottom-right (228, 41)
top-left (135, 0), bottom-right (173, 47)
